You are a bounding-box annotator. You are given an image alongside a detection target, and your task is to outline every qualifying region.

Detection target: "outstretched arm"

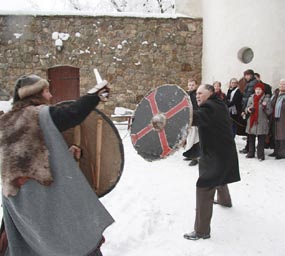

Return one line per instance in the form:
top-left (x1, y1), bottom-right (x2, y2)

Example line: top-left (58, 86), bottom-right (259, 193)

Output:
top-left (49, 94), bottom-right (100, 132)
top-left (192, 104), bottom-right (213, 127)
top-left (49, 81), bottom-right (110, 132)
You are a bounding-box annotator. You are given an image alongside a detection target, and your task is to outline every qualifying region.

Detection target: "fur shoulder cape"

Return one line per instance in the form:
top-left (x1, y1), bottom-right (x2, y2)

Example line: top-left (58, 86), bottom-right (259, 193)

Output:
top-left (0, 105), bottom-right (53, 197)
top-left (2, 106), bottom-right (114, 256)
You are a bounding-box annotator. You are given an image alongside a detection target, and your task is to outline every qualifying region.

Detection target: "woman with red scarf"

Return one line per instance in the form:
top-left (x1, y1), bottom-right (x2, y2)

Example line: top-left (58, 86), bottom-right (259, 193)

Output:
top-left (245, 83), bottom-right (272, 160)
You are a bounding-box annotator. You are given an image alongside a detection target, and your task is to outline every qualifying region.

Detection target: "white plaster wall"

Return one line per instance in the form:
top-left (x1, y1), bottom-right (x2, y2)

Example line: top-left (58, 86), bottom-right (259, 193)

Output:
top-left (202, 0), bottom-right (285, 90)
top-left (176, 0), bottom-right (202, 18)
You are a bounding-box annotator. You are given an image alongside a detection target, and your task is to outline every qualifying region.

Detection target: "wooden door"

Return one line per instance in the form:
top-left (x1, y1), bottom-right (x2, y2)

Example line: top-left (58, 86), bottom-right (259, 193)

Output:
top-left (47, 66), bottom-right (80, 104)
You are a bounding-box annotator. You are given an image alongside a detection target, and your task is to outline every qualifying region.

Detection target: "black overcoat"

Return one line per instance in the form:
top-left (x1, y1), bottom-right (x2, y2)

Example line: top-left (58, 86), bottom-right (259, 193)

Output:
top-left (227, 87), bottom-right (243, 116)
top-left (193, 95), bottom-right (240, 187)
top-left (188, 90), bottom-right (199, 110)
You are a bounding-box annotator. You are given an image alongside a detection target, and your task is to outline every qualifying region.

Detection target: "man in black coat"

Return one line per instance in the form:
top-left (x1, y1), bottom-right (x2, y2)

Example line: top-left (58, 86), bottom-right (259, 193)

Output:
top-left (254, 73), bottom-right (272, 97)
top-left (226, 78), bottom-right (244, 137)
top-left (242, 69), bottom-right (258, 110)
top-left (183, 79), bottom-right (200, 166)
top-left (240, 69), bottom-right (258, 154)
top-left (184, 84), bottom-right (240, 240)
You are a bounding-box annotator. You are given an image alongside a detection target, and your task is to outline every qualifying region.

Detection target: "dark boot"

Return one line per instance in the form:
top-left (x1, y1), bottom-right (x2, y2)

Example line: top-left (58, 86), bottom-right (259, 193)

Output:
top-left (182, 149), bottom-right (191, 159)
top-left (239, 135), bottom-right (249, 153)
top-left (239, 148), bottom-right (248, 154)
top-left (269, 152), bottom-right (276, 157)
top-left (189, 159), bottom-right (198, 166)
top-left (247, 135), bottom-right (256, 157)
top-left (183, 231), bottom-right (210, 240)
top-left (257, 135), bottom-right (265, 160)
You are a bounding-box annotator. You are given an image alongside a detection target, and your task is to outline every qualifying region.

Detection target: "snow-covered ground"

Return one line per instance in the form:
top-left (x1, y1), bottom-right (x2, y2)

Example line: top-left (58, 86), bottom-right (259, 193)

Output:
top-left (1, 100), bottom-right (285, 255)
top-left (100, 126), bottom-right (285, 256)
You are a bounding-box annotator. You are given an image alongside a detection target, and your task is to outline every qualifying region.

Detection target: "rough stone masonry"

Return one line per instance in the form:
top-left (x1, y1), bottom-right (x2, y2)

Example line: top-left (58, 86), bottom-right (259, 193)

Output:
top-left (0, 15), bottom-right (202, 115)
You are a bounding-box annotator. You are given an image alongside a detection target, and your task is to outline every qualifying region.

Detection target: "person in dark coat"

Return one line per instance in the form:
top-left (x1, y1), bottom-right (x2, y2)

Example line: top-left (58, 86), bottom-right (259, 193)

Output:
top-left (268, 88), bottom-right (280, 156)
top-left (187, 79), bottom-right (199, 110)
top-left (226, 78), bottom-right (243, 137)
top-left (184, 84), bottom-right (240, 241)
top-left (273, 79), bottom-right (285, 159)
top-left (183, 79), bottom-right (200, 166)
top-left (242, 69), bottom-right (258, 110)
top-left (254, 73), bottom-right (272, 97)
top-left (240, 69), bottom-right (258, 154)
top-left (238, 77), bottom-right (247, 94)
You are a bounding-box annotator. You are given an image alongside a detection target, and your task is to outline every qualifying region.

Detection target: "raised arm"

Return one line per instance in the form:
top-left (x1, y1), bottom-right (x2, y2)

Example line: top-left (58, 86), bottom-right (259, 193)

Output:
top-left (49, 78), bottom-right (110, 132)
top-left (49, 94), bottom-right (101, 132)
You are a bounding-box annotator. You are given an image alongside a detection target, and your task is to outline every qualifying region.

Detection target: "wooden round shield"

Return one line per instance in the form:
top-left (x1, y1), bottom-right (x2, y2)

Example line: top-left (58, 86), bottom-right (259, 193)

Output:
top-left (57, 101), bottom-right (124, 197)
top-left (131, 84), bottom-right (193, 161)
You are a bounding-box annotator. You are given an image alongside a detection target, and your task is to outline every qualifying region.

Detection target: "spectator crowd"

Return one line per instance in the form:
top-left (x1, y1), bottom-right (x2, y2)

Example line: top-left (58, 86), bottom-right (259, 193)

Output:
top-left (183, 69), bottom-right (285, 163)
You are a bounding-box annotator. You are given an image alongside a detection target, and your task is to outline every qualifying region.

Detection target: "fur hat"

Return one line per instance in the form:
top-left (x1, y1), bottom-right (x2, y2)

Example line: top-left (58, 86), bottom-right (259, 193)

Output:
top-left (254, 82), bottom-right (265, 91)
top-left (13, 74), bottom-right (49, 103)
top-left (243, 69), bottom-right (255, 76)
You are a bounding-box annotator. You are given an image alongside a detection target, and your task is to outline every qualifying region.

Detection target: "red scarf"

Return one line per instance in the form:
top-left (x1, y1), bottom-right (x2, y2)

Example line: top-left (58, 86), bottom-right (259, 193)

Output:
top-left (216, 91), bottom-right (225, 100)
top-left (250, 93), bottom-right (263, 128)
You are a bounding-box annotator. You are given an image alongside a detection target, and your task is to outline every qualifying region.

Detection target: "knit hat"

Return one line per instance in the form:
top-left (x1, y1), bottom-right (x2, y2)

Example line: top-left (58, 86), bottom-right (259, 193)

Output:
top-left (243, 69), bottom-right (255, 76)
top-left (13, 74), bottom-right (49, 103)
top-left (254, 82), bottom-right (265, 91)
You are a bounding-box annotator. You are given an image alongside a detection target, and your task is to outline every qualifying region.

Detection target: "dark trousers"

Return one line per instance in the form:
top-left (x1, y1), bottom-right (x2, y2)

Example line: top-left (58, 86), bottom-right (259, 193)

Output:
top-left (276, 140), bottom-right (285, 158)
top-left (248, 134), bottom-right (266, 159)
top-left (232, 123), bottom-right (237, 138)
top-left (194, 185), bottom-right (231, 234)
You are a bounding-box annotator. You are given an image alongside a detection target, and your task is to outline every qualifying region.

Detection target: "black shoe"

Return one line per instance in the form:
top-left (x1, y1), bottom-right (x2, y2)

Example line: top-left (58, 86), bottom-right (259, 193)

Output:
top-left (189, 159), bottom-right (198, 166)
top-left (183, 231), bottom-right (210, 241)
top-left (213, 200), bottom-right (232, 208)
top-left (183, 157), bottom-right (191, 161)
top-left (258, 157), bottom-right (265, 161)
top-left (276, 155), bottom-right (284, 160)
top-left (269, 152), bottom-right (276, 157)
top-left (182, 151), bottom-right (191, 158)
top-left (239, 148), bottom-right (248, 154)
top-left (246, 154), bottom-right (254, 158)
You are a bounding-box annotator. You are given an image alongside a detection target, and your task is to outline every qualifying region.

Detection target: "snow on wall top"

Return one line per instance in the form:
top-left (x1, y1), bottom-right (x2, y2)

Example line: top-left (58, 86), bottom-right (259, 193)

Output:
top-left (0, 10), bottom-right (191, 19)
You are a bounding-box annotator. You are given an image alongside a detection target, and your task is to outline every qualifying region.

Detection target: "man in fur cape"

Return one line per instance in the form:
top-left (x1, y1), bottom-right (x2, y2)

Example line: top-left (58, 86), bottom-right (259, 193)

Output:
top-left (0, 74), bottom-right (114, 256)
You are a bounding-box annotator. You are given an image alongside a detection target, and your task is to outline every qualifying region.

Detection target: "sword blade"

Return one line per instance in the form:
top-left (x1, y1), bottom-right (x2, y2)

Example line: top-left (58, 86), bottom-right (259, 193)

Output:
top-left (94, 68), bottom-right (103, 84)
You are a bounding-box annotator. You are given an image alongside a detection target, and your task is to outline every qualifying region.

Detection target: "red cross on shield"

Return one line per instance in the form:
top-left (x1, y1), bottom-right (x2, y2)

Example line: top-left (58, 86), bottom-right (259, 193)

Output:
top-left (131, 84), bottom-right (193, 161)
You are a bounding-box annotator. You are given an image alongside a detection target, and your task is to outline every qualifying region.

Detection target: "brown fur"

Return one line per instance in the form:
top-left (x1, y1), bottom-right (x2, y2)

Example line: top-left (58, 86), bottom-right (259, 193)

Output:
top-left (12, 93), bottom-right (50, 111)
top-left (18, 79), bottom-right (49, 100)
top-left (0, 105), bottom-right (53, 197)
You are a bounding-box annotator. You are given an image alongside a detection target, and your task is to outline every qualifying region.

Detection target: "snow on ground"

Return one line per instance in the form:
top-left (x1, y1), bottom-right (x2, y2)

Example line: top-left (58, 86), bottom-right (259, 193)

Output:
top-left (100, 126), bottom-right (285, 256)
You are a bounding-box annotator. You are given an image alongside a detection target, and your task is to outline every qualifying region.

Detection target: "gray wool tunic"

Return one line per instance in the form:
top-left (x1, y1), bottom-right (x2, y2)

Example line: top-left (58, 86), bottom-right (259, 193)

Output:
top-left (2, 106), bottom-right (114, 256)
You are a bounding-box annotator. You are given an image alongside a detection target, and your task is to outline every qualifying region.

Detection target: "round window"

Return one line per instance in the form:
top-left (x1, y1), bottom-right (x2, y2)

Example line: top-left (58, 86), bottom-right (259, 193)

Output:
top-left (238, 47), bottom-right (254, 64)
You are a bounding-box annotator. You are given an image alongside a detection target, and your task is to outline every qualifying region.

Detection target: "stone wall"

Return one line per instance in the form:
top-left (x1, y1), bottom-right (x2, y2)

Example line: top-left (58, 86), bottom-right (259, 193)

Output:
top-left (0, 15), bottom-right (202, 115)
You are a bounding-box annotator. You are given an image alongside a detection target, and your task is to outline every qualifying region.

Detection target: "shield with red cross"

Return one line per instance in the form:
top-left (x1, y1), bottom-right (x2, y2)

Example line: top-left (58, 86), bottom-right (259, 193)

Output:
top-left (130, 84), bottom-right (193, 161)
